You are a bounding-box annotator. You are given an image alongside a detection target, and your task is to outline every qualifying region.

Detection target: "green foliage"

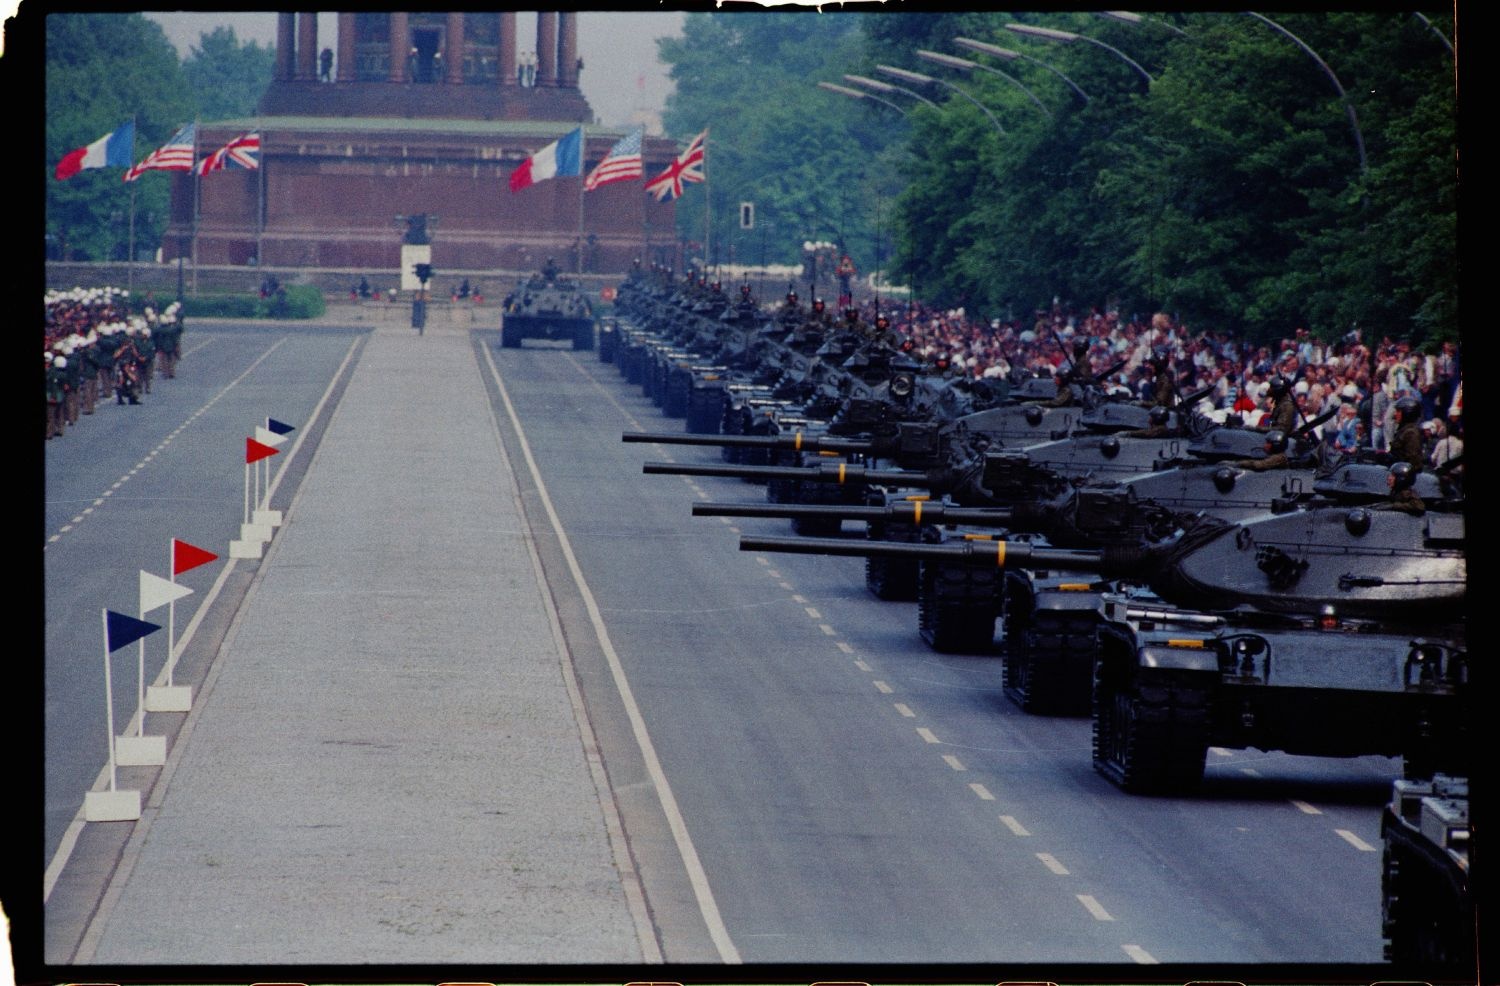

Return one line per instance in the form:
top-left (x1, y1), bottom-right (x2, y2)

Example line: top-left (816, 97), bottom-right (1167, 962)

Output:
top-left (46, 14), bottom-right (195, 262)
top-left (181, 284), bottom-right (326, 320)
top-left (183, 26), bottom-right (275, 122)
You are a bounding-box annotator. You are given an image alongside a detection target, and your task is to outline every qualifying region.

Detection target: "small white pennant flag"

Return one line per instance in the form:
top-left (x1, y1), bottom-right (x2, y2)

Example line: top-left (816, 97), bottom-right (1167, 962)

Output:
top-left (255, 425), bottom-right (288, 447)
top-left (139, 570), bottom-right (195, 615)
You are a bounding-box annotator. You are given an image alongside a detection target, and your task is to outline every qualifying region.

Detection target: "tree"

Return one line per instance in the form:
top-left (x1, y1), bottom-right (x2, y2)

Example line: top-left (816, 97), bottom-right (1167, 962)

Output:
top-left (183, 26), bottom-right (275, 122)
top-left (47, 14), bottom-right (195, 261)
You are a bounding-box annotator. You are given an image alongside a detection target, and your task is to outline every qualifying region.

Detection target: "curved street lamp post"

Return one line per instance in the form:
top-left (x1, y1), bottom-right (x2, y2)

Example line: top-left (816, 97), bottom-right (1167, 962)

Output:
top-left (876, 63), bottom-right (1007, 136)
top-left (844, 73), bottom-right (939, 109)
top-left (818, 80), bottom-right (907, 116)
top-left (915, 48), bottom-right (1053, 120)
top-left (1005, 22), bottom-right (1156, 87)
top-left (953, 36), bottom-right (1091, 104)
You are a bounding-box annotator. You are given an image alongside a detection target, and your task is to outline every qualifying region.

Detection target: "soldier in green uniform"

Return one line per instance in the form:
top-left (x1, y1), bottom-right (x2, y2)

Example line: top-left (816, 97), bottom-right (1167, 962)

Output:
top-left (1375, 461), bottom-right (1425, 515)
top-left (1265, 375), bottom-right (1298, 435)
top-left (1230, 430), bottom-right (1293, 471)
top-left (1388, 396), bottom-right (1425, 471)
top-left (1040, 367), bottom-right (1077, 408)
top-left (138, 325), bottom-right (157, 394)
top-left (1120, 404), bottom-right (1174, 439)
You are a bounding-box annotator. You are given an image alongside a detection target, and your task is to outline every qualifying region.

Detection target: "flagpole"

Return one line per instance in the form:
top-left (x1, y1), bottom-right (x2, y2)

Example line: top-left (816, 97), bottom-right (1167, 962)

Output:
top-left (576, 125), bottom-right (586, 277)
top-left (702, 131), bottom-right (711, 272)
top-left (256, 121), bottom-right (266, 267)
top-left (127, 115), bottom-right (137, 295)
top-left (191, 117), bottom-right (200, 297)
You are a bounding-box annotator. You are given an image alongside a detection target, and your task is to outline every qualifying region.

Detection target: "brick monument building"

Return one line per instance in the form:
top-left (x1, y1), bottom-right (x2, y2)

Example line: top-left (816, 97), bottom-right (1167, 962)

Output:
top-left (169, 12), bottom-right (680, 276)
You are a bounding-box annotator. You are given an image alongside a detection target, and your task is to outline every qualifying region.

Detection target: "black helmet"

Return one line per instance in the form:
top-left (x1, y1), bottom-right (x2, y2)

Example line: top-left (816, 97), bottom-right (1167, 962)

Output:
top-left (1264, 430), bottom-right (1287, 454)
top-left (845, 308), bottom-right (860, 322)
top-left (1268, 375), bottom-right (1290, 398)
top-left (1394, 396), bottom-right (1422, 422)
top-left (812, 299), bottom-right (825, 312)
top-left (786, 290), bottom-right (798, 304)
top-left (876, 316), bottom-right (890, 330)
top-left (1388, 461), bottom-right (1418, 491)
top-left (1148, 405), bottom-right (1170, 426)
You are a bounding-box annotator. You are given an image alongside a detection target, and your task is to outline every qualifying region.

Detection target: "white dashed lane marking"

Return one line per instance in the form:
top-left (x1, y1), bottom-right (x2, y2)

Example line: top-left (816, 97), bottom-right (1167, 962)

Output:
top-left (999, 815), bottom-right (1030, 836)
top-left (916, 727), bottom-right (938, 744)
top-left (836, 642), bottom-right (854, 655)
top-left (1291, 800), bottom-right (1322, 815)
top-left (1121, 944), bottom-right (1158, 964)
top-left (1077, 894), bottom-right (1113, 921)
top-left (872, 680), bottom-right (893, 694)
top-left (1036, 853), bottom-right (1069, 875)
top-left (1336, 829), bottom-right (1376, 851)
top-left (942, 754), bottom-right (966, 771)
top-left (968, 783), bottom-right (995, 800)
top-left (893, 703), bottom-right (915, 718)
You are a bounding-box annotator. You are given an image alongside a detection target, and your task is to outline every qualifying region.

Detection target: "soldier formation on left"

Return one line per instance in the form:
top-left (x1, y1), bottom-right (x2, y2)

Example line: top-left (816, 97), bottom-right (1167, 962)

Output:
top-left (44, 287), bottom-right (185, 441)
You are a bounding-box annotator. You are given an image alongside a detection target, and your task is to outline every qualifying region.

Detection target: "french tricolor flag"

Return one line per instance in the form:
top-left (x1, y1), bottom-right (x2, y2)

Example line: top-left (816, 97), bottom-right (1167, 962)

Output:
top-left (508, 127), bottom-right (584, 193)
top-left (55, 122), bottom-right (135, 180)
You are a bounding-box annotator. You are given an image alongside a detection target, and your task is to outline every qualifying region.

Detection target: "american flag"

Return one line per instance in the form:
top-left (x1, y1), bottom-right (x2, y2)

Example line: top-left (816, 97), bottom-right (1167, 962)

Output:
top-left (584, 127), bottom-right (644, 192)
top-left (198, 132), bottom-right (261, 176)
top-left (644, 129), bottom-right (707, 202)
top-left (123, 122), bottom-right (196, 182)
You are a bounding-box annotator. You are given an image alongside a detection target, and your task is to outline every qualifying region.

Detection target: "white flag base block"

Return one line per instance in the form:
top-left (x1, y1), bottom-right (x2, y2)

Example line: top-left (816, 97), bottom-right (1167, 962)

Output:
top-left (229, 538), bottom-right (263, 559)
top-left (240, 522), bottom-right (272, 542)
top-left (253, 508), bottom-right (283, 527)
top-left (115, 734), bottom-right (167, 766)
top-left (145, 684), bottom-right (192, 712)
top-left (84, 789), bottom-right (141, 822)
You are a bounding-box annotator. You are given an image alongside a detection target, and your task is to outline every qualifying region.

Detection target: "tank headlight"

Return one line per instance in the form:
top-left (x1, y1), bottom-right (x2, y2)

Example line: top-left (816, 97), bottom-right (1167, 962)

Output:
top-left (890, 373), bottom-right (914, 398)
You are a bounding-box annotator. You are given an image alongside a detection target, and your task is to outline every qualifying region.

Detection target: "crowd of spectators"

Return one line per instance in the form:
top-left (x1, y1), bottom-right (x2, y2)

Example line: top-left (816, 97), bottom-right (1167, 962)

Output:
top-left (846, 296), bottom-right (1462, 469)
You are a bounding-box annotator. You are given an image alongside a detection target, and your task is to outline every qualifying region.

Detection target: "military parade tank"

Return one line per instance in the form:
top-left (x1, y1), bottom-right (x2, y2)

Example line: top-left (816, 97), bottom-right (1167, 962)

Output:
top-left (738, 479), bottom-right (1466, 793)
top-left (500, 262), bottom-right (596, 350)
top-left (1380, 773), bottom-right (1473, 969)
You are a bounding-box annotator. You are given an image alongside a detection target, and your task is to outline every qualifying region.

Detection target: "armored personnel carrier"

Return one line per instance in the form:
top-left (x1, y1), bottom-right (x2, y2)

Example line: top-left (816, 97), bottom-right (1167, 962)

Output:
top-left (500, 263), bottom-right (595, 350)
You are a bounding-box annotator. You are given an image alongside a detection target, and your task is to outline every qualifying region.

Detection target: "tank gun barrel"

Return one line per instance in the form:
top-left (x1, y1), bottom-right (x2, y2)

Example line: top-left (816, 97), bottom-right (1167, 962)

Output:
top-left (643, 460), bottom-right (950, 488)
top-left (739, 534), bottom-right (1129, 574)
top-left (624, 430), bottom-right (881, 454)
top-left (693, 500), bottom-right (1016, 526)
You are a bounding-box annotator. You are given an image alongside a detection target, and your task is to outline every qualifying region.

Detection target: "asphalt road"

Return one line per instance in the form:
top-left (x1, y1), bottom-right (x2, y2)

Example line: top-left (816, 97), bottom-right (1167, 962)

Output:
top-left (38, 311), bottom-right (1404, 979)
top-left (486, 331), bottom-right (1399, 968)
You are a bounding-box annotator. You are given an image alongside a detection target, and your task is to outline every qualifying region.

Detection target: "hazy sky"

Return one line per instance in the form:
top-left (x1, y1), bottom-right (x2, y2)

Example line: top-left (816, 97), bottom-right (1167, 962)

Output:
top-left (140, 11), bottom-right (686, 132)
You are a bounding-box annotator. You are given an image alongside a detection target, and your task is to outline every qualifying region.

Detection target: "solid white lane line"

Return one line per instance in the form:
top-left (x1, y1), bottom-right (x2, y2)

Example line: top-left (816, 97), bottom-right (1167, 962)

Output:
top-left (490, 346), bottom-right (740, 963)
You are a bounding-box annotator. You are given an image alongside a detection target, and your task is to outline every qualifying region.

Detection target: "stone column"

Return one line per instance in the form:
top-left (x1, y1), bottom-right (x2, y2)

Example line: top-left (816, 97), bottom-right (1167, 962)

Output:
top-left (389, 12), bottom-right (410, 83)
top-left (536, 12), bottom-right (557, 87)
top-left (500, 11), bottom-right (516, 87)
top-left (559, 13), bottom-right (578, 88)
top-left (295, 13), bottom-right (317, 81)
top-left (446, 12), bottom-right (465, 84)
top-left (275, 13), bottom-right (295, 82)
top-left (336, 13), bottom-right (356, 82)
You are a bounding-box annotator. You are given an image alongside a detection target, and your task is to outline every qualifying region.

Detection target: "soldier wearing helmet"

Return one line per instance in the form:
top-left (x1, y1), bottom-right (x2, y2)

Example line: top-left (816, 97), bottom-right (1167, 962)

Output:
top-left (1265, 375), bottom-right (1297, 435)
top-left (1230, 430), bottom-right (1292, 471)
top-left (1388, 396), bottom-right (1425, 471)
top-left (1121, 403), bottom-right (1174, 439)
top-left (1375, 461), bottom-right (1425, 515)
top-left (1039, 366), bottom-right (1076, 408)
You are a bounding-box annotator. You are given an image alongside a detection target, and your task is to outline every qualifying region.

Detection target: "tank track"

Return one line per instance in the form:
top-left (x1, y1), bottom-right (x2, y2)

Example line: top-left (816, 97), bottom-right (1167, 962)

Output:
top-left (1092, 666), bottom-right (1210, 793)
top-left (917, 559), bottom-right (1001, 653)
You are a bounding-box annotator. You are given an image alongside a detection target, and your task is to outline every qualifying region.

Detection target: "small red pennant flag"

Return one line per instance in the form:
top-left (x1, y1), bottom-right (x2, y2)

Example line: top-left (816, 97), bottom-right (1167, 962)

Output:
top-left (246, 437), bottom-right (280, 464)
top-left (172, 538), bottom-right (219, 576)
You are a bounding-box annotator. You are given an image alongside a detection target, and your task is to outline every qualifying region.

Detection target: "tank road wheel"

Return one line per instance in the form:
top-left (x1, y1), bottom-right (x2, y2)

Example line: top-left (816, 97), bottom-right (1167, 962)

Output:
top-left (917, 560), bottom-right (1001, 654)
top-left (573, 322), bottom-right (594, 351)
top-left (501, 323), bottom-right (522, 348)
top-left (685, 387), bottom-right (724, 434)
top-left (864, 521), bottom-right (920, 601)
top-left (1092, 665), bottom-right (1210, 794)
top-left (1007, 611), bottom-right (1096, 716)
top-left (663, 373), bottom-right (691, 418)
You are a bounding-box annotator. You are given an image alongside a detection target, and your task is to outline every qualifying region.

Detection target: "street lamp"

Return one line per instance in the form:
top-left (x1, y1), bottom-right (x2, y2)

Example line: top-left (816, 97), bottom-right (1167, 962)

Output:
top-left (844, 73), bottom-right (939, 109)
top-left (954, 36), bottom-right (1091, 104)
top-left (1005, 22), bottom-right (1155, 87)
top-left (818, 80), bottom-right (907, 116)
top-left (1244, 12), bottom-right (1367, 174)
top-left (1096, 10), bottom-right (1189, 38)
top-left (915, 48), bottom-right (1053, 120)
top-left (876, 64), bottom-right (1007, 136)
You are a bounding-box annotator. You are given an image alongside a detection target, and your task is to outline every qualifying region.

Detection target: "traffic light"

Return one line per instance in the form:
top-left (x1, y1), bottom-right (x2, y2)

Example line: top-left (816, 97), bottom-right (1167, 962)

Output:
top-left (414, 262), bottom-right (433, 284)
